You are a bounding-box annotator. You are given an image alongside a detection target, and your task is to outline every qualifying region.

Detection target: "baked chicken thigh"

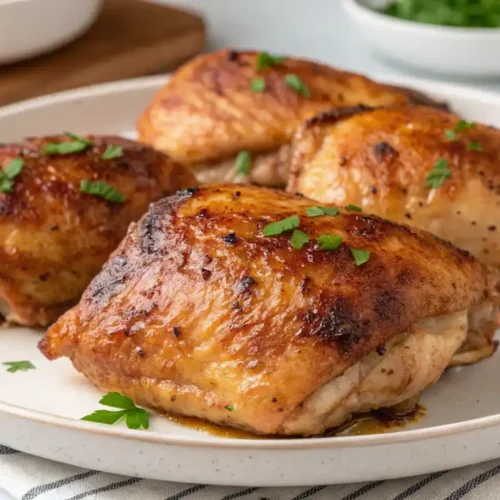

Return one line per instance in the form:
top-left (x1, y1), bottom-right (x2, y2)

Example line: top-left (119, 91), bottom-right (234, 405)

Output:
top-left (137, 49), bottom-right (442, 187)
top-left (0, 135), bottom-right (195, 326)
top-left (40, 185), bottom-right (499, 436)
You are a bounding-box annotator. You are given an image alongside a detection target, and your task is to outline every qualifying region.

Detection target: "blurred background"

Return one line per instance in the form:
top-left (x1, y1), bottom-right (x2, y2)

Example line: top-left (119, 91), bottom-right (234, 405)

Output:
top-left (1, 0), bottom-right (499, 108)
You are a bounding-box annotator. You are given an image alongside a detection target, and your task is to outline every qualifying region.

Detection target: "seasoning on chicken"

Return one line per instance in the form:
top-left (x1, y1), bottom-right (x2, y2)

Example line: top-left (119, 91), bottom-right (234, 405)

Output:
top-left (137, 49), bottom-right (444, 187)
top-left (40, 185), bottom-right (499, 436)
top-left (0, 134), bottom-right (195, 326)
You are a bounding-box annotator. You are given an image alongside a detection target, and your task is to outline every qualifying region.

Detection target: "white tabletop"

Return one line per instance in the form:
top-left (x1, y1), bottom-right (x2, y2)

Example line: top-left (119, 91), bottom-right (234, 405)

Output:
top-left (164, 0), bottom-right (500, 94)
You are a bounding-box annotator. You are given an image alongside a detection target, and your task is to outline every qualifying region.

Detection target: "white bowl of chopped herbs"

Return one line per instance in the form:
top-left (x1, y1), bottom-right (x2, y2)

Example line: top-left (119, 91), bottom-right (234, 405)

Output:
top-left (344, 0), bottom-right (500, 76)
top-left (0, 0), bottom-right (102, 65)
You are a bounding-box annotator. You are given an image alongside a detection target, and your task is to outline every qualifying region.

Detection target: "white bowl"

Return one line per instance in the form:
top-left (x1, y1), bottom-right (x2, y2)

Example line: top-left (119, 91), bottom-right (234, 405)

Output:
top-left (0, 0), bottom-right (102, 66)
top-left (344, 0), bottom-right (500, 77)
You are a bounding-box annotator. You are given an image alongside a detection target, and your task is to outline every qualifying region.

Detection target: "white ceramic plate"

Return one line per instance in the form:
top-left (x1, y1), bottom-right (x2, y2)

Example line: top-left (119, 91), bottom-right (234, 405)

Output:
top-left (1, 76), bottom-right (500, 487)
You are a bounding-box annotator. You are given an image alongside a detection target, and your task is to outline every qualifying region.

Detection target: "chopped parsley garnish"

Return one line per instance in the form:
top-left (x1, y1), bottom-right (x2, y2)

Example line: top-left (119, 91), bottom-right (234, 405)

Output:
top-left (444, 129), bottom-right (457, 140)
top-left (350, 248), bottom-right (371, 266)
top-left (263, 215), bottom-right (300, 236)
top-left (306, 206), bottom-right (340, 217)
top-left (317, 234), bottom-right (343, 251)
top-left (381, 1), bottom-right (500, 28)
top-left (0, 158), bottom-right (24, 193)
top-left (467, 141), bottom-right (483, 151)
top-left (291, 229), bottom-right (309, 249)
top-left (454, 120), bottom-right (476, 132)
top-left (3, 360), bottom-right (35, 373)
top-left (44, 132), bottom-right (93, 155)
top-left (80, 180), bottom-right (126, 203)
top-left (345, 204), bottom-right (362, 212)
top-left (285, 74), bottom-right (310, 98)
top-left (81, 392), bottom-right (149, 430)
top-left (425, 158), bottom-right (451, 188)
top-left (256, 51), bottom-right (285, 71)
top-left (249, 77), bottom-right (266, 92)
top-left (235, 150), bottom-right (251, 176)
top-left (101, 145), bottom-right (123, 160)
top-left (225, 404), bottom-right (234, 411)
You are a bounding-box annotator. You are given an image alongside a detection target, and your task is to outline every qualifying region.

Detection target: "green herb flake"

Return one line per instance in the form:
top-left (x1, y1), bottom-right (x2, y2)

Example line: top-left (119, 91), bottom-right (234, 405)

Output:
top-left (291, 229), bottom-right (309, 249)
top-left (3, 360), bottom-right (35, 373)
top-left (349, 247), bottom-right (371, 266)
top-left (44, 132), bottom-right (93, 156)
top-left (225, 404), bottom-right (234, 411)
top-left (444, 129), bottom-right (457, 140)
top-left (467, 141), bottom-right (483, 151)
top-left (425, 158), bottom-right (452, 189)
top-left (249, 77), bottom-right (266, 92)
top-left (306, 206), bottom-right (340, 218)
top-left (256, 51), bottom-right (285, 71)
top-left (0, 158), bottom-right (24, 193)
top-left (81, 392), bottom-right (149, 430)
top-left (235, 150), bottom-right (252, 176)
top-left (263, 215), bottom-right (300, 236)
top-left (80, 180), bottom-right (126, 203)
top-left (454, 120), bottom-right (476, 133)
top-left (317, 234), bottom-right (343, 252)
top-left (284, 74), bottom-right (311, 98)
top-left (101, 145), bottom-right (123, 160)
top-left (345, 204), bottom-right (362, 212)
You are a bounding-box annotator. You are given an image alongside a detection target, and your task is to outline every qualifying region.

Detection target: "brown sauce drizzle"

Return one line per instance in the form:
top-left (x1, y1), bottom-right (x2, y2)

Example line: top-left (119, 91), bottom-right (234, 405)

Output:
top-left (166, 404), bottom-right (426, 440)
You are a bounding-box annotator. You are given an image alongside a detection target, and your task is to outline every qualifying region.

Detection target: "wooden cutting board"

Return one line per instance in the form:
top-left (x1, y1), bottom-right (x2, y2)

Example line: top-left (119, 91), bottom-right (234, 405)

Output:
top-left (0, 0), bottom-right (205, 106)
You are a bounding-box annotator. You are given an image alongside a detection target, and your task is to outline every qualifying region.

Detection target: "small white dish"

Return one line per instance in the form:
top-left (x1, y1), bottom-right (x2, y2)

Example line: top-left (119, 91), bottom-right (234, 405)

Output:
top-left (344, 0), bottom-right (500, 77)
top-left (0, 0), bottom-right (102, 66)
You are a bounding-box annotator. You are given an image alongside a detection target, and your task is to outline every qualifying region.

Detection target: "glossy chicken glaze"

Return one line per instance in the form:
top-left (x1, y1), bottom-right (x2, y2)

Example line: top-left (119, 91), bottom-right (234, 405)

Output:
top-left (288, 105), bottom-right (500, 267)
top-left (137, 49), bottom-right (442, 187)
top-left (40, 185), bottom-right (499, 435)
top-left (0, 135), bottom-right (195, 326)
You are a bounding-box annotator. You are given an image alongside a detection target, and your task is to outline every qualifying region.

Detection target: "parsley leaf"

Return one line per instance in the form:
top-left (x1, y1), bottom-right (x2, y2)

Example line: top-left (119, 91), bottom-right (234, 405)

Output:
top-left (263, 215), bottom-right (300, 236)
top-left (350, 247), bottom-right (371, 266)
top-left (249, 77), bottom-right (266, 92)
top-left (235, 150), bottom-right (251, 176)
top-left (81, 392), bottom-right (149, 430)
top-left (425, 158), bottom-right (451, 189)
top-left (80, 180), bottom-right (126, 203)
top-left (225, 404), bottom-right (234, 411)
top-left (0, 158), bottom-right (24, 193)
top-left (101, 145), bottom-right (123, 160)
top-left (306, 206), bottom-right (340, 218)
top-left (256, 51), bottom-right (285, 71)
top-left (454, 120), bottom-right (476, 133)
top-left (3, 360), bottom-right (35, 373)
top-left (444, 129), bottom-right (457, 140)
top-left (284, 74), bottom-right (311, 98)
top-left (44, 132), bottom-right (94, 156)
top-left (317, 234), bottom-right (343, 251)
top-left (467, 141), bottom-right (483, 151)
top-left (345, 204), bottom-right (362, 212)
top-left (291, 229), bottom-right (309, 249)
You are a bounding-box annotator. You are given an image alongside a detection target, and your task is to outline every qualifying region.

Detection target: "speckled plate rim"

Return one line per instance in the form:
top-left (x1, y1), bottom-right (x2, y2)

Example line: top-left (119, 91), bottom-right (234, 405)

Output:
top-left (1, 73), bottom-right (500, 452)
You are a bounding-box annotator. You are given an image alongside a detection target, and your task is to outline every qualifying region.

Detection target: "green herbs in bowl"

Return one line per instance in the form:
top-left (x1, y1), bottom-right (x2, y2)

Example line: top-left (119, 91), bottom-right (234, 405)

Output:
top-left (381, 0), bottom-right (500, 28)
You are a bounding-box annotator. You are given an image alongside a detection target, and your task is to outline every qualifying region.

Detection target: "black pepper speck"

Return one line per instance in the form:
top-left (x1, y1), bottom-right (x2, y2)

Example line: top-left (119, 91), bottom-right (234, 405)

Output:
top-left (173, 326), bottom-right (181, 338)
top-left (223, 232), bottom-right (237, 245)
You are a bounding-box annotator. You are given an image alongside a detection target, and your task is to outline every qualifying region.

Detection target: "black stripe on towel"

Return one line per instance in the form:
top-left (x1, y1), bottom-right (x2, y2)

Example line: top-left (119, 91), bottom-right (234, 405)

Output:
top-left (220, 487), bottom-right (259, 500)
top-left (392, 471), bottom-right (449, 500)
top-left (341, 481), bottom-right (385, 500)
top-left (290, 485), bottom-right (328, 500)
top-left (165, 484), bottom-right (207, 500)
top-left (66, 477), bottom-right (142, 500)
top-left (22, 471), bottom-right (100, 500)
top-left (444, 464), bottom-right (500, 500)
top-left (0, 445), bottom-right (19, 455)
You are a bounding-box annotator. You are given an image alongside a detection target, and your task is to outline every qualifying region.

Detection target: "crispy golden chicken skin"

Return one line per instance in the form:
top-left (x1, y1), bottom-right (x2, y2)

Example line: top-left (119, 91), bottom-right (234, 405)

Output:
top-left (288, 105), bottom-right (500, 268)
top-left (0, 135), bottom-right (195, 326)
top-left (40, 185), bottom-right (499, 436)
top-left (137, 49), bottom-right (442, 187)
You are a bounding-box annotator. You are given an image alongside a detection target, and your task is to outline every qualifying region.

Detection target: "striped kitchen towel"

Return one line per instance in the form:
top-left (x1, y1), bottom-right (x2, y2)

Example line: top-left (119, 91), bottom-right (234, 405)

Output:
top-left (1, 446), bottom-right (500, 500)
